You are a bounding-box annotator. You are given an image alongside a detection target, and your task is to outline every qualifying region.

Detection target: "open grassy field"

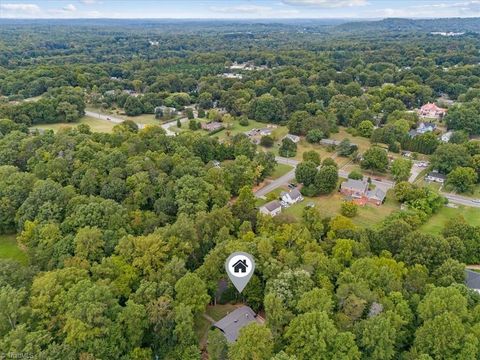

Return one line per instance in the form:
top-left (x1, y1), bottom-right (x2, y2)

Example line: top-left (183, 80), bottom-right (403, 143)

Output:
top-left (330, 128), bottom-right (373, 153)
top-left (86, 107), bottom-right (166, 126)
top-left (270, 163), bottom-right (293, 179)
top-left (114, 113), bottom-right (161, 126)
top-left (0, 234), bottom-right (27, 264)
top-left (281, 189), bottom-right (400, 227)
top-left (31, 116), bottom-right (116, 133)
top-left (420, 206), bottom-right (480, 235)
top-left (213, 120), bottom-right (287, 141)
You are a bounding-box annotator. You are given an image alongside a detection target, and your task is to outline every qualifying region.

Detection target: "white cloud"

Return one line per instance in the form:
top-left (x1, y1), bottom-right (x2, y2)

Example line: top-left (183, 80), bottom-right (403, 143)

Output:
top-left (282, 0), bottom-right (368, 7)
top-left (210, 5), bottom-right (273, 14)
top-left (0, 3), bottom-right (40, 13)
top-left (80, 0), bottom-right (97, 4)
top-left (373, 1), bottom-right (480, 18)
top-left (63, 4), bottom-right (77, 12)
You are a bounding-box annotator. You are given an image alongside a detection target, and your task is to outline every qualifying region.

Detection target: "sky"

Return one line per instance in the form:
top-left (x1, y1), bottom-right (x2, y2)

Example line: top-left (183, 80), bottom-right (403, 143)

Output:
top-left (2, 0), bottom-right (480, 19)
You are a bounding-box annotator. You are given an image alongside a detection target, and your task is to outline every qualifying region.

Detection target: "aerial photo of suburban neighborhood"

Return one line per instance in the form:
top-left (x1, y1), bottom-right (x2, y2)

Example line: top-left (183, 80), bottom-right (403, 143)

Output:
top-left (1, 0), bottom-right (480, 359)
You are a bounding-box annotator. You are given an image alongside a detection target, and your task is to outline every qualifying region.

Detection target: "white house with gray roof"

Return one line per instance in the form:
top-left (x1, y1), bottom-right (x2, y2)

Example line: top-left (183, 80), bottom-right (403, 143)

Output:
top-left (281, 189), bottom-right (304, 205)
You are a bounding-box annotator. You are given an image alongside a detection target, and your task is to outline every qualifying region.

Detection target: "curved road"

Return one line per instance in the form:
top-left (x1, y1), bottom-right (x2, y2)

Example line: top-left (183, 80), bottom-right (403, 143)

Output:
top-left (85, 110), bottom-right (189, 135)
top-left (258, 156), bottom-right (480, 208)
top-left (85, 110), bottom-right (480, 208)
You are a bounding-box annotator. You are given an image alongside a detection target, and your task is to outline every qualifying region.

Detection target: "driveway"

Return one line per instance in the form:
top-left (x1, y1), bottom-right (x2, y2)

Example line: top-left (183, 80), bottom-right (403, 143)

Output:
top-left (85, 110), bottom-right (145, 129)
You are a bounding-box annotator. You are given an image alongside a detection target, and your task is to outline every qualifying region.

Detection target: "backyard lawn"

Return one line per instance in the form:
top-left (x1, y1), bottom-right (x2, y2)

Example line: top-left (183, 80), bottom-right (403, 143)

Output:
top-left (31, 116), bottom-right (116, 133)
top-left (0, 234), bottom-right (27, 264)
top-left (282, 190), bottom-right (400, 227)
top-left (330, 127), bottom-right (373, 153)
top-left (270, 163), bottom-right (293, 179)
top-left (420, 206), bottom-right (480, 235)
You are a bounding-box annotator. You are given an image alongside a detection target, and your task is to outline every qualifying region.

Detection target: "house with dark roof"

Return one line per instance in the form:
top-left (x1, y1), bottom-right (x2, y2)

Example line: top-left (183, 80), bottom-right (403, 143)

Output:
top-left (213, 306), bottom-right (260, 342)
top-left (341, 179), bottom-right (386, 206)
top-left (366, 188), bottom-right (386, 205)
top-left (259, 200), bottom-right (282, 217)
top-left (281, 189), bottom-right (304, 205)
top-left (425, 171), bottom-right (447, 184)
top-left (340, 179), bottom-right (369, 198)
top-left (465, 269), bottom-right (480, 293)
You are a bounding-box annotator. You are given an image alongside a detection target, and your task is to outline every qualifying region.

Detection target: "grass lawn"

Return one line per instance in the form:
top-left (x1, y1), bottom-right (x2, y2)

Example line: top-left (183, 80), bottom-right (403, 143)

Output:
top-left (206, 304), bottom-right (240, 321)
top-left (282, 190), bottom-right (400, 227)
top-left (270, 163), bottom-right (293, 179)
top-left (214, 120), bottom-right (287, 141)
top-left (0, 234), bottom-right (27, 264)
top-left (114, 113), bottom-right (162, 126)
top-left (31, 116), bottom-right (116, 133)
top-left (420, 206), bottom-right (480, 235)
top-left (330, 127), bottom-right (373, 153)
top-left (86, 107), bottom-right (165, 126)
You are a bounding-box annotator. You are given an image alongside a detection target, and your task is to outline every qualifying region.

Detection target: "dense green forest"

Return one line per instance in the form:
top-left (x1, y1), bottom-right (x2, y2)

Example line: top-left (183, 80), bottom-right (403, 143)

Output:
top-left (1, 18), bottom-right (480, 359)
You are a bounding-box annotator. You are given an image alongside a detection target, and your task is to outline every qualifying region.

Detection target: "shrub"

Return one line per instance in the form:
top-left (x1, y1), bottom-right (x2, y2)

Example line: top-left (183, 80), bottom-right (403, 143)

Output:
top-left (341, 201), bottom-right (358, 217)
top-left (260, 135), bottom-right (274, 148)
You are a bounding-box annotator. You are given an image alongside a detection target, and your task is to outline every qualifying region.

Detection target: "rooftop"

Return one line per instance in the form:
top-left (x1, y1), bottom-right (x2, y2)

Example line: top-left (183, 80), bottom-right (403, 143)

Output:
top-left (465, 269), bottom-right (480, 290)
top-left (213, 306), bottom-right (259, 342)
top-left (341, 179), bottom-right (368, 193)
top-left (262, 200), bottom-right (281, 212)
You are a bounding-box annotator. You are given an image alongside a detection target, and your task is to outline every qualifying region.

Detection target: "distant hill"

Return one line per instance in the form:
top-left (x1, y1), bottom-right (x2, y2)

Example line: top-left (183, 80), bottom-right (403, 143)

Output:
top-left (333, 17), bottom-right (480, 34)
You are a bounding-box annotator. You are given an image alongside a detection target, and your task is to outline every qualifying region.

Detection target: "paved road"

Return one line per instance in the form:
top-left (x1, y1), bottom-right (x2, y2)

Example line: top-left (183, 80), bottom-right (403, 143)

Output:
top-left (256, 156), bottom-right (394, 199)
top-left (86, 109), bottom-right (189, 133)
top-left (161, 117), bottom-right (188, 136)
top-left (260, 156), bottom-right (479, 208)
top-left (84, 113), bottom-right (480, 208)
top-left (85, 110), bottom-right (146, 129)
top-left (442, 192), bottom-right (480, 208)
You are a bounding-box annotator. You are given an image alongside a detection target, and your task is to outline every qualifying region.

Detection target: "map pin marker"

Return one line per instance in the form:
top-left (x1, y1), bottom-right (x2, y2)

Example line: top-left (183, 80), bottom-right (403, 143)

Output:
top-left (225, 251), bottom-right (255, 293)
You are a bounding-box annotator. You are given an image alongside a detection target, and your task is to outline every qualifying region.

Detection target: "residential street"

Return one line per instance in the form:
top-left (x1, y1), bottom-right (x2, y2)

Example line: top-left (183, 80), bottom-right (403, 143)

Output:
top-left (85, 109), bottom-right (190, 133)
top-left (255, 156), bottom-right (480, 208)
top-left (84, 112), bottom-right (480, 209)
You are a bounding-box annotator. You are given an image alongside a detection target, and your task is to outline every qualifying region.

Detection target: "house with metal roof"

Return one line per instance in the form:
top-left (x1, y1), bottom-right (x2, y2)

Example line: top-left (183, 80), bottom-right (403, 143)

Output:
top-left (340, 179), bottom-right (369, 198)
top-left (212, 306), bottom-right (260, 342)
top-left (259, 200), bottom-right (282, 217)
top-left (465, 269), bottom-right (480, 293)
top-left (425, 171), bottom-right (447, 184)
top-left (366, 188), bottom-right (386, 205)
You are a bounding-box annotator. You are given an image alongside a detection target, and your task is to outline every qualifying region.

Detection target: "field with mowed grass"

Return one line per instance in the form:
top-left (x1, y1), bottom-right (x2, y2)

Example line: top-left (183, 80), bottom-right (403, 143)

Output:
top-left (0, 234), bottom-right (27, 264)
top-left (278, 189), bottom-right (400, 227)
top-left (270, 163), bottom-right (293, 179)
top-left (420, 206), bottom-right (480, 235)
top-left (30, 116), bottom-right (116, 133)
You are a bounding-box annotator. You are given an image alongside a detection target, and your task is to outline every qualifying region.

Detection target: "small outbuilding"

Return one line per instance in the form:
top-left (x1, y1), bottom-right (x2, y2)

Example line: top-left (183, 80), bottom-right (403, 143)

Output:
top-left (259, 200), bottom-right (282, 217)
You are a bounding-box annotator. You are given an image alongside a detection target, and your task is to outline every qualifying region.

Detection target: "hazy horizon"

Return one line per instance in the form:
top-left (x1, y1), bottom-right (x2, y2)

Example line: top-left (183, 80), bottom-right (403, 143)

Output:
top-left (2, 1), bottom-right (480, 20)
